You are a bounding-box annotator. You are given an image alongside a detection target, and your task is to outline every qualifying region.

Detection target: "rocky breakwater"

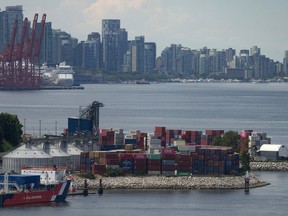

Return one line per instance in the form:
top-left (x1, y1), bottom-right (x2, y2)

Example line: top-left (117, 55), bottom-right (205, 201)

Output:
top-left (73, 174), bottom-right (268, 190)
top-left (250, 161), bottom-right (288, 171)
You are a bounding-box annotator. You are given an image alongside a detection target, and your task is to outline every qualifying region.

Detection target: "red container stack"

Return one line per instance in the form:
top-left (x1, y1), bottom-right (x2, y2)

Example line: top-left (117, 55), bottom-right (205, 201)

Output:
top-left (176, 154), bottom-right (192, 173)
top-left (162, 147), bottom-right (176, 175)
top-left (154, 126), bottom-right (166, 146)
top-left (136, 131), bottom-right (147, 150)
top-left (100, 129), bottom-right (115, 145)
top-left (147, 154), bottom-right (161, 175)
top-left (133, 153), bottom-right (147, 174)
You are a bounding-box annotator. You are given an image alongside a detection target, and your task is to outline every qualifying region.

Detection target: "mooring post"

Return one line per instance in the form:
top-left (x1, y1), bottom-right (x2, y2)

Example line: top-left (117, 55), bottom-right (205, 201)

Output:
top-left (98, 178), bottom-right (103, 195)
top-left (244, 171), bottom-right (250, 194)
top-left (83, 179), bottom-right (88, 196)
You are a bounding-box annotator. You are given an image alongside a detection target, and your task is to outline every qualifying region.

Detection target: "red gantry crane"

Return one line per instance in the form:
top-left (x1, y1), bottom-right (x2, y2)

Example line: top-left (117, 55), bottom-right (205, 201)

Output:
top-left (0, 13), bottom-right (46, 90)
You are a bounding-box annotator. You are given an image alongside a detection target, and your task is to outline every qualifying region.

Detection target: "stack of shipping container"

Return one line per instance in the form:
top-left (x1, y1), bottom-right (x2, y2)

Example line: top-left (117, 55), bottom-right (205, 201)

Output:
top-left (79, 126), bottom-right (247, 176)
top-left (147, 154), bottom-right (161, 175)
top-left (81, 145), bottom-right (239, 176)
top-left (154, 126), bottom-right (166, 147)
top-left (161, 147), bottom-right (176, 175)
top-left (191, 146), bottom-right (238, 175)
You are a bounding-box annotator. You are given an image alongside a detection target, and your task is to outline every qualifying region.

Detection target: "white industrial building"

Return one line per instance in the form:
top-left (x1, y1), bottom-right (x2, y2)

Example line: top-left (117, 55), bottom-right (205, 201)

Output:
top-left (258, 144), bottom-right (288, 160)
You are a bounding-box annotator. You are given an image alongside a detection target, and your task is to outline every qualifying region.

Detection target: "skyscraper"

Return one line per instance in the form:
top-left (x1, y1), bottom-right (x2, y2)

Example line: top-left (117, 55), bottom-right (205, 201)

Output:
top-left (102, 19), bottom-right (120, 72)
top-left (83, 32), bottom-right (102, 70)
top-left (144, 42), bottom-right (156, 73)
top-left (38, 22), bottom-right (53, 65)
top-left (283, 51), bottom-right (288, 76)
top-left (131, 36), bottom-right (145, 73)
top-left (0, 5), bottom-right (23, 52)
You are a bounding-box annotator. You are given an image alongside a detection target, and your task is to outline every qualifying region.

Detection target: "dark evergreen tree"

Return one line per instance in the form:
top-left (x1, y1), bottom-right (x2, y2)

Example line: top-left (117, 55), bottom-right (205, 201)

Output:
top-left (0, 113), bottom-right (23, 152)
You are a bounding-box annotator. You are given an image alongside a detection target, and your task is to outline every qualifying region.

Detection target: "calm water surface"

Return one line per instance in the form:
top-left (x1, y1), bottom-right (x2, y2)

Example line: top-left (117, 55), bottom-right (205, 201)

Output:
top-left (0, 82), bottom-right (287, 143)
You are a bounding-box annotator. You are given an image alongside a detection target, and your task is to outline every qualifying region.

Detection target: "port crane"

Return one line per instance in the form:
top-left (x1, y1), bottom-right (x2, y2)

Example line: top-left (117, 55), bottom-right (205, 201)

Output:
top-left (0, 14), bottom-right (46, 89)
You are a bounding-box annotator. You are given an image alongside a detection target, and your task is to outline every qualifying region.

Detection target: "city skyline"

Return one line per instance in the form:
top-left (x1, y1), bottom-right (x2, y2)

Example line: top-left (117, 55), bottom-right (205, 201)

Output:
top-left (1, 0), bottom-right (288, 62)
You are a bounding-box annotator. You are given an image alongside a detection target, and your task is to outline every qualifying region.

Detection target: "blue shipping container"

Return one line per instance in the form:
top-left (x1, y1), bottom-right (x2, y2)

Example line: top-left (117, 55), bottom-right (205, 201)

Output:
top-left (119, 160), bottom-right (134, 171)
top-left (124, 139), bottom-right (137, 145)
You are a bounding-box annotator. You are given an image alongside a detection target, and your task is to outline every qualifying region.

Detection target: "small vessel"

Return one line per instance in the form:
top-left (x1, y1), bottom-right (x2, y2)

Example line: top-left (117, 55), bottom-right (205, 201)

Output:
top-left (0, 166), bottom-right (71, 207)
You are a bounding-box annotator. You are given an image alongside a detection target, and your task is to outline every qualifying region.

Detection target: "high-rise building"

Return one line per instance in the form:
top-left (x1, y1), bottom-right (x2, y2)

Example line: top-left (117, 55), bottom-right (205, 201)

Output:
top-left (131, 36), bottom-right (145, 73)
top-left (0, 5), bottom-right (23, 52)
top-left (102, 19), bottom-right (121, 72)
top-left (176, 47), bottom-right (192, 75)
top-left (37, 22), bottom-right (53, 65)
top-left (144, 42), bottom-right (156, 73)
top-left (82, 32), bottom-right (102, 70)
top-left (226, 48), bottom-right (236, 62)
top-left (250, 46), bottom-right (260, 56)
top-left (51, 29), bottom-right (62, 65)
top-left (159, 44), bottom-right (182, 76)
top-left (283, 51), bottom-right (288, 76)
top-left (118, 28), bottom-right (128, 72)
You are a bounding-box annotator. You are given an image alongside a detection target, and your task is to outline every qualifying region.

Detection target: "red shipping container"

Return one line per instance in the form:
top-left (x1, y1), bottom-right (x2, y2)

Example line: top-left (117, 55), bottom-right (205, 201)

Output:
top-left (177, 160), bottom-right (191, 166)
top-left (162, 165), bottom-right (176, 171)
top-left (147, 165), bottom-right (162, 171)
top-left (162, 154), bottom-right (175, 160)
top-left (133, 153), bottom-right (147, 159)
top-left (81, 152), bottom-right (89, 158)
top-left (106, 153), bottom-right (119, 160)
top-left (92, 164), bottom-right (106, 174)
top-left (107, 159), bottom-right (119, 165)
top-left (177, 165), bottom-right (192, 172)
top-left (148, 159), bottom-right (161, 166)
top-left (134, 159), bottom-right (147, 165)
top-left (119, 153), bottom-right (134, 160)
top-left (134, 165), bottom-right (147, 170)
top-left (155, 126), bottom-right (166, 133)
top-left (162, 147), bottom-right (175, 155)
top-left (176, 154), bottom-right (192, 161)
top-left (201, 140), bottom-right (209, 145)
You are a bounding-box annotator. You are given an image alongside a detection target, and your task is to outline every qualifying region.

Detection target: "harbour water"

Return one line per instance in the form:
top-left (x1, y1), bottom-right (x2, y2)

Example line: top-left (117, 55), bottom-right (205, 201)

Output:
top-left (0, 171), bottom-right (287, 215)
top-left (0, 82), bottom-right (288, 143)
top-left (0, 82), bottom-right (288, 214)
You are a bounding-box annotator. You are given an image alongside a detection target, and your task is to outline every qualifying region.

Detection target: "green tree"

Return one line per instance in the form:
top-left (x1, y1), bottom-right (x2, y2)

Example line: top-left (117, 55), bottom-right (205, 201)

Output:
top-left (240, 150), bottom-right (250, 172)
top-left (221, 131), bottom-right (240, 152)
top-left (211, 135), bottom-right (222, 146)
top-left (0, 113), bottom-right (23, 152)
top-left (212, 130), bottom-right (240, 152)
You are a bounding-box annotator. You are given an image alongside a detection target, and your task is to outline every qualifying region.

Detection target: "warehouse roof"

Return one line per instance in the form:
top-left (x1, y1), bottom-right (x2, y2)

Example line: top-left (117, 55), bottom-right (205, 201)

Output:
top-left (259, 144), bottom-right (285, 152)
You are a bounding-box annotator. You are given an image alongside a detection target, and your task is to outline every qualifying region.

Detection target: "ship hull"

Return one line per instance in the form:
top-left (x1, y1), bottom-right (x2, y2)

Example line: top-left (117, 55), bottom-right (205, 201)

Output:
top-left (0, 180), bottom-right (70, 207)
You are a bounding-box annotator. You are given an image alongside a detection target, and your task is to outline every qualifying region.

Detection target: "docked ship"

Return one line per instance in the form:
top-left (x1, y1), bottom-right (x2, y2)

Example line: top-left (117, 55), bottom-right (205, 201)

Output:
top-left (0, 166), bottom-right (71, 207)
top-left (41, 62), bottom-right (74, 87)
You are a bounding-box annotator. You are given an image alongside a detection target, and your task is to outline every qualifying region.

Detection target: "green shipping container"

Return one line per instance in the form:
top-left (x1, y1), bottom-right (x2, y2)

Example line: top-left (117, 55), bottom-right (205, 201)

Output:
top-left (147, 154), bottom-right (161, 160)
top-left (176, 171), bottom-right (191, 176)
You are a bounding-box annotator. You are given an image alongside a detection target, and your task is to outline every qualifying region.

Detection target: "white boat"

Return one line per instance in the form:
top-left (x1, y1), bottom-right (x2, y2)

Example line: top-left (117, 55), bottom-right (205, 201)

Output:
top-left (41, 62), bottom-right (74, 87)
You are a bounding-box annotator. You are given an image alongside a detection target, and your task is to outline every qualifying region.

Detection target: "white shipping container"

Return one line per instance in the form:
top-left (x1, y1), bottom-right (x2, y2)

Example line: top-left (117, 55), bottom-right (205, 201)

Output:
top-left (174, 140), bottom-right (186, 146)
top-left (178, 145), bottom-right (197, 152)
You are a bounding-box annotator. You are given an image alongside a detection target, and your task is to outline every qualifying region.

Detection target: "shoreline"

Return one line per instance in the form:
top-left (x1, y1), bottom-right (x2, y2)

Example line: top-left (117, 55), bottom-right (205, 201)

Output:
top-left (250, 161), bottom-right (288, 171)
top-left (72, 173), bottom-right (269, 190)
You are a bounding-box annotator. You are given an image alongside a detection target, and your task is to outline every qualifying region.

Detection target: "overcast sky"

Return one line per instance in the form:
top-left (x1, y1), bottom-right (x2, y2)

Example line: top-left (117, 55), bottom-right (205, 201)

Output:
top-left (1, 0), bottom-right (288, 61)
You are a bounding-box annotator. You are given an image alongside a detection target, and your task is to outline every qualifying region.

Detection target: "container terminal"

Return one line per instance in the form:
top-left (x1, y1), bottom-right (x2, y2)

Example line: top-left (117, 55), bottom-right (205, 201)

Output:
top-left (1, 101), bottom-right (284, 177)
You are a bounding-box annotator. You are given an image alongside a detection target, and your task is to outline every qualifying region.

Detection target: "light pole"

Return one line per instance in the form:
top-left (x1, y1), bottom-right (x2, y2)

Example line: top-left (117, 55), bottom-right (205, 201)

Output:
top-left (244, 170), bottom-right (250, 193)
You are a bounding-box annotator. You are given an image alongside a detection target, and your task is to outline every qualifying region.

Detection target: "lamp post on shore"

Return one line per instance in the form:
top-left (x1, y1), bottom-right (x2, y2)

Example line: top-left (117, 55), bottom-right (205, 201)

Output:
top-left (244, 170), bottom-right (250, 194)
